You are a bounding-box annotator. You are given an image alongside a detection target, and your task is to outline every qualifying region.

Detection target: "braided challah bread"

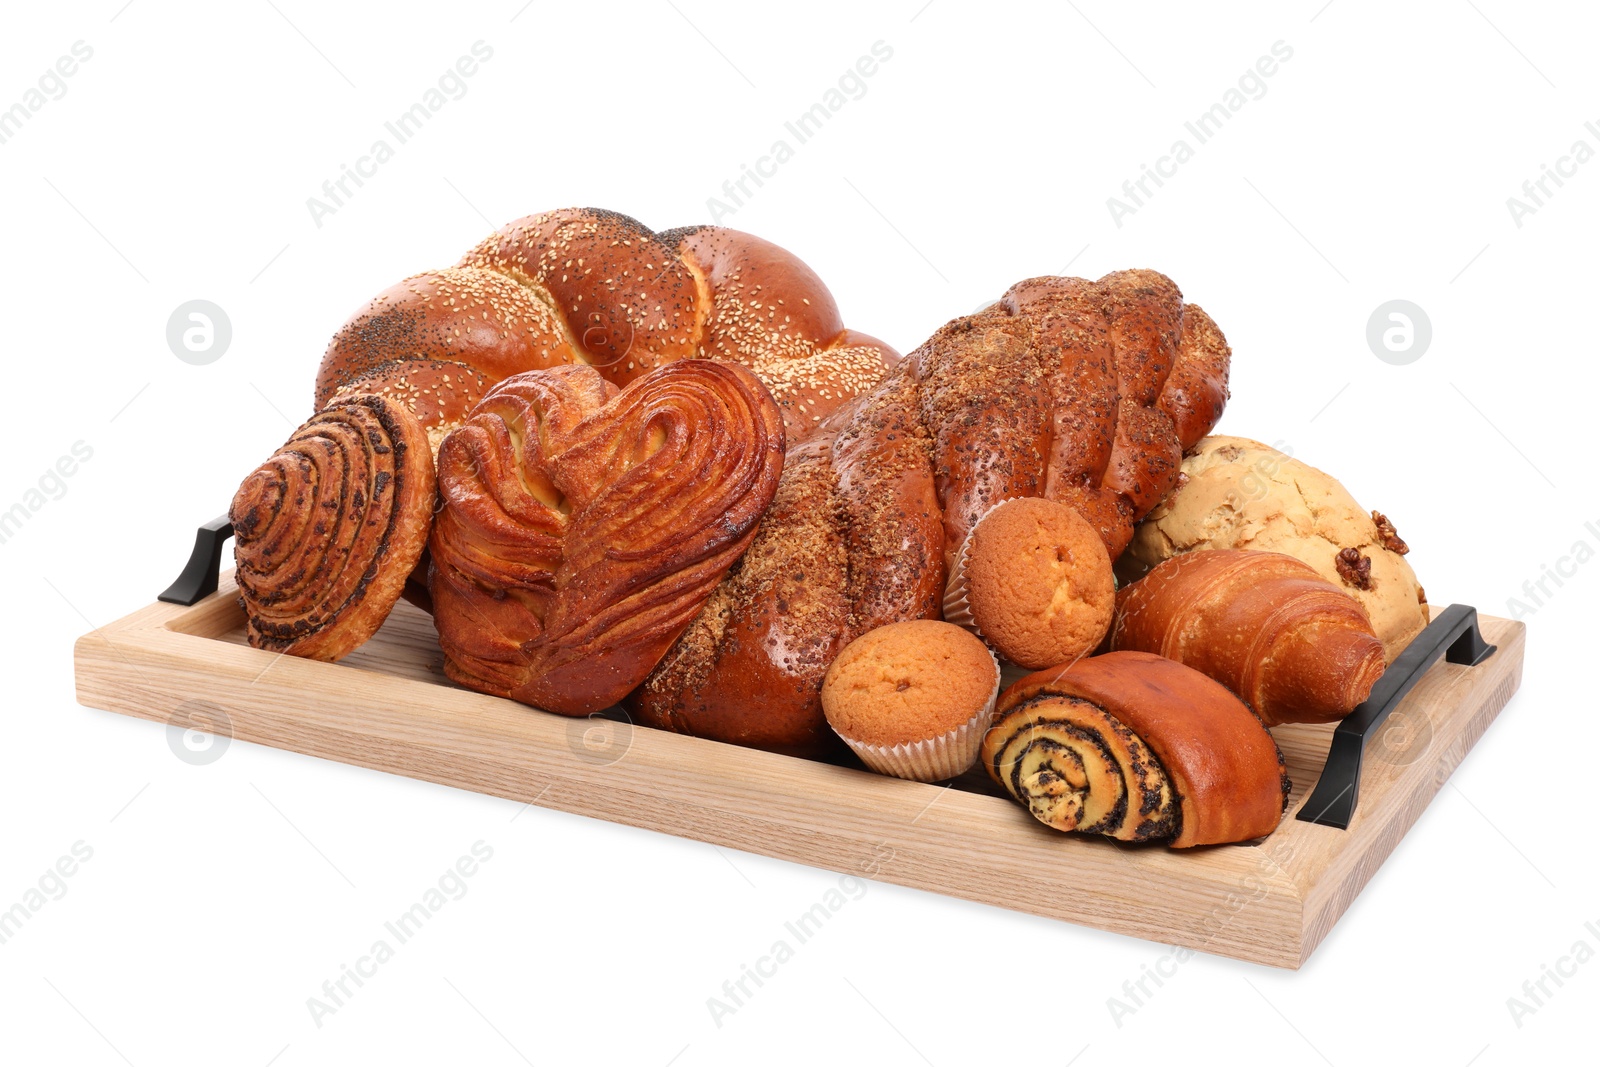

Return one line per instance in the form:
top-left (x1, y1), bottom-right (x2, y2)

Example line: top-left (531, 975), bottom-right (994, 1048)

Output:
top-left (633, 269), bottom-right (1230, 756)
top-left (233, 207), bottom-right (894, 661)
top-left (315, 207), bottom-right (898, 452)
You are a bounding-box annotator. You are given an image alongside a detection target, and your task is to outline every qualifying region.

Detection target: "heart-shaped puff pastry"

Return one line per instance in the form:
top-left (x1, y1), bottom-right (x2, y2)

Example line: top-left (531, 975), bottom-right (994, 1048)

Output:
top-left (428, 360), bottom-right (785, 715)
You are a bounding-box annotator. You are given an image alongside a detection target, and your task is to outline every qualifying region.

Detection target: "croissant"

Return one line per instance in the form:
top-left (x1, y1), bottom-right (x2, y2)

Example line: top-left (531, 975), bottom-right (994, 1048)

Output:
top-left (1110, 549), bottom-right (1388, 726)
top-left (428, 359), bottom-right (785, 716)
top-left (229, 394), bottom-right (434, 661)
top-left (981, 651), bottom-right (1290, 847)
top-left (636, 269), bottom-right (1231, 754)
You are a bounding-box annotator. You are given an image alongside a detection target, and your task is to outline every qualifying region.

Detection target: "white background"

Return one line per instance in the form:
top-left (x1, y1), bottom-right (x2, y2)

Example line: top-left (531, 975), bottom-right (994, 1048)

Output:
top-left (3, 1), bottom-right (1595, 1064)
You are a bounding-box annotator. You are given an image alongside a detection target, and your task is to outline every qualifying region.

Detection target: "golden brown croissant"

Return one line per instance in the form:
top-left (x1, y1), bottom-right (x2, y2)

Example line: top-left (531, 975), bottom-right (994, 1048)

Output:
top-left (428, 359), bottom-right (785, 715)
top-left (982, 651), bottom-right (1289, 847)
top-left (230, 394), bottom-right (435, 661)
top-left (1110, 549), bottom-right (1388, 726)
top-left (636, 269), bottom-right (1231, 754)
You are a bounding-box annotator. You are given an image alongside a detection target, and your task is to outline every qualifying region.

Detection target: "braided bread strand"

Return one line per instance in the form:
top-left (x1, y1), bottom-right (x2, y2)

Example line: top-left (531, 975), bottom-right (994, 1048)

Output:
top-left (316, 207), bottom-right (899, 450)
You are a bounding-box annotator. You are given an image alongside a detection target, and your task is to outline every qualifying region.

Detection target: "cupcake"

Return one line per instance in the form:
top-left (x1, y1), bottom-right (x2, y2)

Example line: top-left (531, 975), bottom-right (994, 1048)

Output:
top-left (943, 497), bottom-right (1115, 670)
top-left (821, 620), bottom-right (1000, 782)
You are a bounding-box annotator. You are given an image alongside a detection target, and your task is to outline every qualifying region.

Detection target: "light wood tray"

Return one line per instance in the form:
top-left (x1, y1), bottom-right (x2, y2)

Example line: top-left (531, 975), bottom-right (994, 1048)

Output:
top-left (73, 577), bottom-right (1525, 968)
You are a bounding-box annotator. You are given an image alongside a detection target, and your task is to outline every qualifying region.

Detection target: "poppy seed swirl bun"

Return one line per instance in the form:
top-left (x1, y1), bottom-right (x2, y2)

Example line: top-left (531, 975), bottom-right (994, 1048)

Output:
top-left (230, 394), bottom-right (435, 661)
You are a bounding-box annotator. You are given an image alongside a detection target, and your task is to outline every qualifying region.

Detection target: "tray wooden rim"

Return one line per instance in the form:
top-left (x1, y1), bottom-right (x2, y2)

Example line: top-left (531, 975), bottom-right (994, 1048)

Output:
top-left (72, 576), bottom-right (1526, 969)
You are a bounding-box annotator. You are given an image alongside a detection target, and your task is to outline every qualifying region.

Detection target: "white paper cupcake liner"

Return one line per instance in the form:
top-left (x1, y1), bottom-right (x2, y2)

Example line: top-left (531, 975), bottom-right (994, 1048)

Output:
top-left (942, 497), bottom-right (1020, 650)
top-left (837, 647), bottom-right (1001, 783)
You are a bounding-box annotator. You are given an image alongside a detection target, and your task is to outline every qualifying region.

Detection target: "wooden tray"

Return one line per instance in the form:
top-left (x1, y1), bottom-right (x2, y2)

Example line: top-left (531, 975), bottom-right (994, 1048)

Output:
top-left (73, 576), bottom-right (1525, 969)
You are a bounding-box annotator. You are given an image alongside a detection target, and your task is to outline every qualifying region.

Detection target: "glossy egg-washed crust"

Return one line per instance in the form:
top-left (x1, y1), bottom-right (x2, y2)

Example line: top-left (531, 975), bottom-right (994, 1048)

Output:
top-left (984, 652), bottom-right (1290, 848)
top-left (315, 207), bottom-right (898, 447)
top-left (230, 394), bottom-right (435, 661)
top-left (1112, 549), bottom-right (1387, 726)
top-left (238, 207), bottom-right (888, 662)
top-left (427, 360), bottom-right (785, 716)
top-left (633, 270), bottom-right (1231, 756)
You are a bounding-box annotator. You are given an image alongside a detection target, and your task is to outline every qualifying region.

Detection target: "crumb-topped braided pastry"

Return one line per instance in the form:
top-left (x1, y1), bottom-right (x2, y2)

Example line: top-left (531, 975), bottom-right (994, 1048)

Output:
top-left (428, 360), bottom-right (785, 715)
top-left (316, 207), bottom-right (898, 449)
top-left (635, 270), bottom-right (1229, 754)
top-left (983, 652), bottom-right (1290, 847)
top-left (988, 269), bottom-right (1229, 560)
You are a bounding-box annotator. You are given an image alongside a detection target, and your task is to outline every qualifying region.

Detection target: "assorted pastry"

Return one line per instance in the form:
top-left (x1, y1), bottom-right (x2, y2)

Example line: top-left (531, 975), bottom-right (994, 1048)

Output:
top-left (943, 497), bottom-right (1115, 672)
top-left (229, 206), bottom-right (1425, 848)
top-left (1117, 434), bottom-right (1428, 661)
top-left (1110, 549), bottom-right (1387, 726)
top-left (821, 620), bottom-right (999, 783)
top-left (982, 653), bottom-right (1290, 847)
top-left (635, 266), bottom-right (1227, 755)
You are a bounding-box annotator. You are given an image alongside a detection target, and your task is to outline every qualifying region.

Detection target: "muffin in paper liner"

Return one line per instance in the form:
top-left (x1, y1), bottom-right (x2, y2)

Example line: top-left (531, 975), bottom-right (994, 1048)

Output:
top-left (835, 658), bottom-right (999, 782)
top-left (822, 620), bottom-right (1002, 783)
top-left (941, 496), bottom-right (1115, 671)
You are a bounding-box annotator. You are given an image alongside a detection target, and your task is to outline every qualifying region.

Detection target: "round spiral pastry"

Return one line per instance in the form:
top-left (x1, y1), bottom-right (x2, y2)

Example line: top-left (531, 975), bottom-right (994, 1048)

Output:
top-left (315, 207), bottom-right (898, 450)
top-left (428, 360), bottom-right (785, 715)
top-left (987, 690), bottom-right (1178, 841)
top-left (981, 652), bottom-right (1290, 848)
top-left (229, 394), bottom-right (435, 661)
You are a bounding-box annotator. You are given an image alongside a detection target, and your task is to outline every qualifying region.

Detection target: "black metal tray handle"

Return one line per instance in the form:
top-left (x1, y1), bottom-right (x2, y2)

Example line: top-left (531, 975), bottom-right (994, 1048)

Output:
top-left (1295, 604), bottom-right (1496, 829)
top-left (158, 514), bottom-right (234, 605)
